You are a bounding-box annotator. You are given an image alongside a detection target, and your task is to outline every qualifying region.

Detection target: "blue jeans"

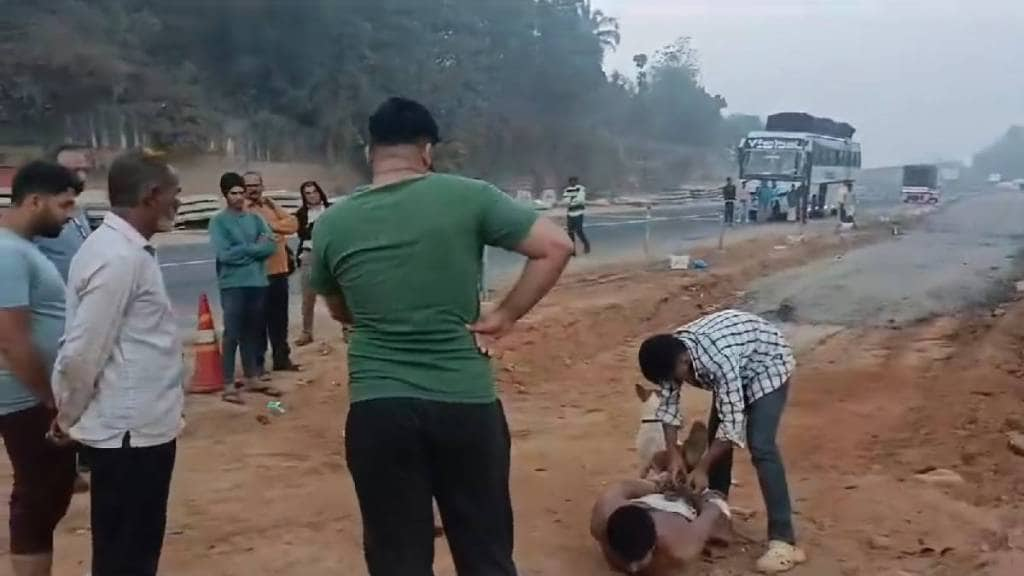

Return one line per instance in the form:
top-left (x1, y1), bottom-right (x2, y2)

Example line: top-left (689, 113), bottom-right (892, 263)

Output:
top-left (708, 383), bottom-right (795, 543)
top-left (220, 287), bottom-right (266, 386)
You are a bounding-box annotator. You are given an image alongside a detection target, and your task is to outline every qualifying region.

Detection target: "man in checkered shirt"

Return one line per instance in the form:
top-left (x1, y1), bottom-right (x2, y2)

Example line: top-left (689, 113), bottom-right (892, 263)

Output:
top-left (638, 309), bottom-right (804, 574)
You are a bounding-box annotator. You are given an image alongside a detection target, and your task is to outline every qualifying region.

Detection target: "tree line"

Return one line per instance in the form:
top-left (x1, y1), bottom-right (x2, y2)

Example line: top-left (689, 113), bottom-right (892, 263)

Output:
top-left (0, 0), bottom-right (761, 190)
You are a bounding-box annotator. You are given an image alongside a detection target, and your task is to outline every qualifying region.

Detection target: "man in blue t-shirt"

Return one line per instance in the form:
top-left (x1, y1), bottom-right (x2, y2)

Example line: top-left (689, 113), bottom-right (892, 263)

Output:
top-left (0, 160), bottom-right (80, 575)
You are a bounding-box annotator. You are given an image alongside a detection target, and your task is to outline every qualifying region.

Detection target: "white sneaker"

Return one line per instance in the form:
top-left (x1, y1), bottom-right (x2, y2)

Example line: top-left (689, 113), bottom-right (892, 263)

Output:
top-left (756, 540), bottom-right (807, 573)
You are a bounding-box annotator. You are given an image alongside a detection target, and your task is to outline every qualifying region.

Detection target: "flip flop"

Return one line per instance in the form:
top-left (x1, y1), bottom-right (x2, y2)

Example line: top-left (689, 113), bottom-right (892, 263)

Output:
top-left (245, 384), bottom-right (283, 398)
top-left (221, 390), bottom-right (245, 405)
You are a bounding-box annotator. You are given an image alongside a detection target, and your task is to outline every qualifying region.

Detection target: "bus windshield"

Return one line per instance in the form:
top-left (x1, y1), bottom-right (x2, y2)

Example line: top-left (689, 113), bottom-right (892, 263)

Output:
top-left (903, 165), bottom-right (938, 188)
top-left (742, 149), bottom-right (803, 177)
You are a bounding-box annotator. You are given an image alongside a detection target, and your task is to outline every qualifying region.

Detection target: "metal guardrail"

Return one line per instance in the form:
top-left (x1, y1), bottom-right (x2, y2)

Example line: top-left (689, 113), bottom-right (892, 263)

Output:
top-left (175, 190), bottom-right (301, 229)
top-left (76, 190), bottom-right (304, 230)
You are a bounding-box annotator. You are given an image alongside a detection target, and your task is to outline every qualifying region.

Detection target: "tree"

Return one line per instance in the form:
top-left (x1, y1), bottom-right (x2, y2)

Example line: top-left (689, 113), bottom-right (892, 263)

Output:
top-left (973, 126), bottom-right (1024, 180)
top-left (578, 0), bottom-right (621, 53)
top-left (0, 1), bottom-right (751, 189)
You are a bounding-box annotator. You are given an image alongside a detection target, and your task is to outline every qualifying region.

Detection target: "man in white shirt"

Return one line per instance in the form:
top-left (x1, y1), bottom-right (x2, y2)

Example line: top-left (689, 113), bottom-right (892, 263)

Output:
top-left (52, 149), bottom-right (184, 576)
top-left (563, 176), bottom-right (591, 255)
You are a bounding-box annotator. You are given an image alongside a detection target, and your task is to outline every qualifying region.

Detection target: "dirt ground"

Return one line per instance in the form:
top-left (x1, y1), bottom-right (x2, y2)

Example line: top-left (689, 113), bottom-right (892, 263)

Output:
top-left (3, 214), bottom-right (1024, 575)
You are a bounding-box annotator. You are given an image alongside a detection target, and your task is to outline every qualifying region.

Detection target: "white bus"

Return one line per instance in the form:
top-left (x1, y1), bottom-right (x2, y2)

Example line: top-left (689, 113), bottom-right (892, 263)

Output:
top-left (738, 116), bottom-right (861, 220)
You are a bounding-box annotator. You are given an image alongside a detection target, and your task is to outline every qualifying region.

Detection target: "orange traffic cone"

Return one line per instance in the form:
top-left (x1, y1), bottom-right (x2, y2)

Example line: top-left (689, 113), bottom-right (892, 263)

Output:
top-left (189, 293), bottom-right (224, 394)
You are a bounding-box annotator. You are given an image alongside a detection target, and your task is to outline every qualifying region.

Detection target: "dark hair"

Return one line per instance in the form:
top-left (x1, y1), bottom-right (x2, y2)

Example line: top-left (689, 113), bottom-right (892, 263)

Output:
top-left (220, 172), bottom-right (246, 195)
top-left (46, 143), bottom-right (90, 161)
top-left (368, 97), bottom-right (440, 147)
top-left (638, 334), bottom-right (688, 384)
top-left (107, 149), bottom-right (175, 208)
top-left (299, 180), bottom-right (329, 208)
top-left (606, 505), bottom-right (656, 563)
top-left (11, 160), bottom-right (80, 205)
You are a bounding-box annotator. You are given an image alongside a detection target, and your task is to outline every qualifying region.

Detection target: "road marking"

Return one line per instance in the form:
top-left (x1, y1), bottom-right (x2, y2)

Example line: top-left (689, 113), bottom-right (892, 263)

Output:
top-left (587, 214), bottom-right (717, 227)
top-left (160, 259), bottom-right (214, 269)
top-left (157, 214), bottom-right (718, 268)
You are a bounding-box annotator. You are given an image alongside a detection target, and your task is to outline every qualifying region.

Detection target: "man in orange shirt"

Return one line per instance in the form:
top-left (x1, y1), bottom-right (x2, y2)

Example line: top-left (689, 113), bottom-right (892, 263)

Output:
top-left (244, 171), bottom-right (300, 374)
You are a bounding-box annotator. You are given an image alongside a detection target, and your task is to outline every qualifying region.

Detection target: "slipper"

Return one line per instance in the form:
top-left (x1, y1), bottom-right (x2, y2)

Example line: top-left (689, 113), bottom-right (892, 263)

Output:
top-left (245, 384), bottom-right (283, 398)
top-left (756, 540), bottom-right (807, 574)
top-left (221, 390), bottom-right (245, 405)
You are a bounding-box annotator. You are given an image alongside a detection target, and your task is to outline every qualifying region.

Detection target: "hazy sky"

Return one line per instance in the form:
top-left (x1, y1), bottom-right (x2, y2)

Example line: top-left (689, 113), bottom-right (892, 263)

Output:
top-left (596, 0), bottom-right (1024, 167)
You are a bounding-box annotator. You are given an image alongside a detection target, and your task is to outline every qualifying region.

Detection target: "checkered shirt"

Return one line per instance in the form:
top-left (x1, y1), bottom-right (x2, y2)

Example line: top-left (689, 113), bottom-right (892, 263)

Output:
top-left (654, 309), bottom-right (795, 448)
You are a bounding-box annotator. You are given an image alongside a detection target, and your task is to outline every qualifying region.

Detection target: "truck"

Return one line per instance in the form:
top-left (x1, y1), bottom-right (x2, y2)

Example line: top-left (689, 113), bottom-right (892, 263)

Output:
top-left (901, 164), bottom-right (940, 204)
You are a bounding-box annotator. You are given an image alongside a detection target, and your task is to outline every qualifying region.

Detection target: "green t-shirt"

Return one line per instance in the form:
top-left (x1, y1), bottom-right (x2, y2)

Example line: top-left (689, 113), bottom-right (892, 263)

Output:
top-left (311, 173), bottom-right (538, 404)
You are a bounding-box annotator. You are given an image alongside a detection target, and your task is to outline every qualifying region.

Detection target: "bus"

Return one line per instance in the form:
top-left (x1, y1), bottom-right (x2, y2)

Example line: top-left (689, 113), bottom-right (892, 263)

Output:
top-left (738, 113), bottom-right (861, 220)
top-left (901, 164), bottom-right (940, 204)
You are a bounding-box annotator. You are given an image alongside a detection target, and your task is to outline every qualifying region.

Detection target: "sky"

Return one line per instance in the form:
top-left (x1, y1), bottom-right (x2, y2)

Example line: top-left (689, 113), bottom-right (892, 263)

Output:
top-left (595, 0), bottom-right (1024, 167)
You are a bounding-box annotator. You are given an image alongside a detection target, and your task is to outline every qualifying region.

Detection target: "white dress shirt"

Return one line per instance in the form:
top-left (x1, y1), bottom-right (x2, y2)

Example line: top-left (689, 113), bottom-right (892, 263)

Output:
top-left (53, 212), bottom-right (185, 448)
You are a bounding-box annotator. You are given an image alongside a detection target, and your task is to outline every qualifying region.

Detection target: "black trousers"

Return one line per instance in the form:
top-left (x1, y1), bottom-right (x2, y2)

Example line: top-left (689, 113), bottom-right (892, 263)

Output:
top-left (85, 436), bottom-right (176, 576)
top-left (724, 200), bottom-right (736, 224)
top-left (346, 398), bottom-right (516, 576)
top-left (259, 273), bottom-right (292, 371)
top-left (566, 214), bottom-right (590, 255)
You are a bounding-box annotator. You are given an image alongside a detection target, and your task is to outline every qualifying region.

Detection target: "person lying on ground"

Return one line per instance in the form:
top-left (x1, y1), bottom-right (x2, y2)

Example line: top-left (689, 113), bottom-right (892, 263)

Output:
top-left (590, 479), bottom-right (730, 575)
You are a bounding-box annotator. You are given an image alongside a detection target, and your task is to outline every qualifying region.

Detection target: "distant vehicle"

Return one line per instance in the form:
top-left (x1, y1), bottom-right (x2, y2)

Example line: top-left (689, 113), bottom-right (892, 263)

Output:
top-left (738, 112), bottom-right (861, 221)
top-left (902, 164), bottom-right (940, 204)
top-left (988, 173), bottom-right (1003, 184)
top-left (0, 165), bottom-right (15, 218)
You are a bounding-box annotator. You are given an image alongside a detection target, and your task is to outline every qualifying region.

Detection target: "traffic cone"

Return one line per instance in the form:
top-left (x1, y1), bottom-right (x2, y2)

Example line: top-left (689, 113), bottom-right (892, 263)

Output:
top-left (189, 293), bottom-right (224, 394)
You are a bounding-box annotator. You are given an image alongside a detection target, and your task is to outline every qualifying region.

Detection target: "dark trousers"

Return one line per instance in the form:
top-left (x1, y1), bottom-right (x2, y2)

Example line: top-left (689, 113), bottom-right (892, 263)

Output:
top-left (259, 273), bottom-right (292, 371)
top-left (346, 398), bottom-right (516, 576)
top-left (724, 200), bottom-right (736, 224)
top-left (567, 214), bottom-right (590, 255)
top-left (707, 384), bottom-right (795, 544)
top-left (220, 286), bottom-right (267, 385)
top-left (86, 436), bottom-right (176, 576)
top-left (0, 404), bottom-right (76, 554)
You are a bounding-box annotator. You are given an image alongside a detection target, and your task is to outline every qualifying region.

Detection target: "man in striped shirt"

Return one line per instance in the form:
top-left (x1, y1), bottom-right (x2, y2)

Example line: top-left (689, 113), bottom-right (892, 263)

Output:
top-left (563, 176), bottom-right (590, 255)
top-left (638, 309), bottom-right (805, 574)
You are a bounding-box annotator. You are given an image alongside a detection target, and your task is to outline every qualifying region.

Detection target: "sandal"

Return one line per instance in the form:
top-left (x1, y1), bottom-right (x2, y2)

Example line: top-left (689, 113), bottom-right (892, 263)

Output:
top-left (245, 384), bottom-right (283, 398)
top-left (221, 389), bottom-right (245, 405)
top-left (756, 540), bottom-right (806, 574)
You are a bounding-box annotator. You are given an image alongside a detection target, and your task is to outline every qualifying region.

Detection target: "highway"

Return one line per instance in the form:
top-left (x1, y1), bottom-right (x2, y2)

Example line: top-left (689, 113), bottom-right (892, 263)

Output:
top-left (157, 178), bottom-right (914, 330)
top-left (157, 203), bottom-right (724, 327)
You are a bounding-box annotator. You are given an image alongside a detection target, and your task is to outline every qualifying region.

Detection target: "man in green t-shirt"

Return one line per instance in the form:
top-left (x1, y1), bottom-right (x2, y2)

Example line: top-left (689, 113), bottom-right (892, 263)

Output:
top-left (311, 97), bottom-right (573, 575)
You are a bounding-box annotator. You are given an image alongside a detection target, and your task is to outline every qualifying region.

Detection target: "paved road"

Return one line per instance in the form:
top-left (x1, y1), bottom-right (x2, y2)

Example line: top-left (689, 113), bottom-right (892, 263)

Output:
top-left (158, 203), bottom-right (726, 327)
top-left (747, 188), bottom-right (1020, 326)
top-left (157, 177), bottom-right (922, 330)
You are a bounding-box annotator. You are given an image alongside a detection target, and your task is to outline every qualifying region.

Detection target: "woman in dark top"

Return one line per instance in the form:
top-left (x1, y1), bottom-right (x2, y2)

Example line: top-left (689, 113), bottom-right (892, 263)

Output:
top-left (294, 180), bottom-right (331, 346)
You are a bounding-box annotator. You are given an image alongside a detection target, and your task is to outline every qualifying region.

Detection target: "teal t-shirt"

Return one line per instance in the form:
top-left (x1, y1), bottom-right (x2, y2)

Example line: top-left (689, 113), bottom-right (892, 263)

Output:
top-left (208, 209), bottom-right (277, 289)
top-left (0, 229), bottom-right (66, 415)
top-left (311, 173), bottom-right (538, 404)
